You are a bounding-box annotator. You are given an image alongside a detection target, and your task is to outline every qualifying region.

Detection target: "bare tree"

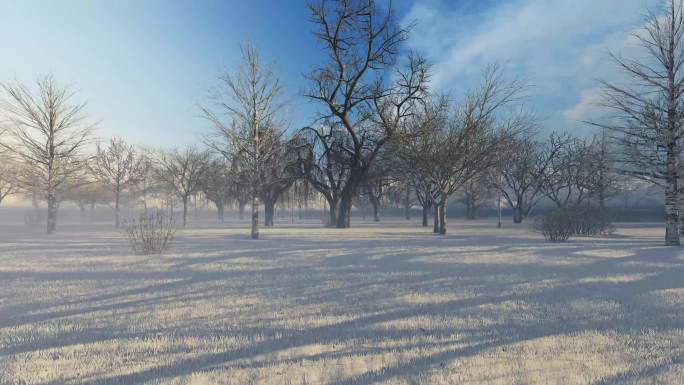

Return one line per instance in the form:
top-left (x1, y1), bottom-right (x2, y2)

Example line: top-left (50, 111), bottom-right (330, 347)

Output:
top-left (588, 130), bottom-right (619, 210)
top-left (394, 68), bottom-right (525, 234)
top-left (495, 132), bottom-right (565, 224)
top-left (361, 151), bottom-right (395, 222)
top-left (231, 168), bottom-right (251, 220)
top-left (90, 137), bottom-right (145, 227)
top-left (201, 41), bottom-right (285, 239)
top-left (133, 149), bottom-right (161, 211)
top-left (540, 134), bottom-right (591, 209)
top-left (296, 121), bottom-right (353, 226)
top-left (540, 133), bottom-right (618, 213)
top-left (154, 146), bottom-right (210, 227)
top-left (200, 158), bottom-right (233, 222)
top-left (458, 173), bottom-right (495, 220)
top-left (63, 180), bottom-right (112, 221)
top-left (0, 76), bottom-right (94, 233)
top-left (304, 0), bottom-right (429, 228)
top-left (259, 137), bottom-right (298, 227)
top-left (0, 155), bottom-right (20, 206)
top-left (592, 0), bottom-right (684, 245)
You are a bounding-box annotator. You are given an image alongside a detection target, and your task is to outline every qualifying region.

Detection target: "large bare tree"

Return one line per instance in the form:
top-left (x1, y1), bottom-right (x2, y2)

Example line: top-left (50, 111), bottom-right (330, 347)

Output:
top-left (304, 0), bottom-right (429, 228)
top-left (394, 68), bottom-right (525, 234)
top-left (90, 137), bottom-right (145, 227)
top-left (592, 0), bottom-right (684, 245)
top-left (201, 41), bottom-right (286, 239)
top-left (0, 76), bottom-right (94, 233)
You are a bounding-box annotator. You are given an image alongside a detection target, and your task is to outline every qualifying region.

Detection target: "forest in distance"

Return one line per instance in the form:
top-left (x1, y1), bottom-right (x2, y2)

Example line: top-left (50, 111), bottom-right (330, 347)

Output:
top-left (0, 1), bottom-right (682, 246)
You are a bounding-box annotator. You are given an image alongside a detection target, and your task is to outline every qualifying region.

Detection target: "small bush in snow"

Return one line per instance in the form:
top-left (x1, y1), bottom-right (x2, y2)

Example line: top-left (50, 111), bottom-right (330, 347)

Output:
top-left (535, 208), bottom-right (575, 242)
top-left (122, 209), bottom-right (176, 255)
top-left (572, 207), bottom-right (614, 236)
top-left (536, 207), bottom-right (614, 242)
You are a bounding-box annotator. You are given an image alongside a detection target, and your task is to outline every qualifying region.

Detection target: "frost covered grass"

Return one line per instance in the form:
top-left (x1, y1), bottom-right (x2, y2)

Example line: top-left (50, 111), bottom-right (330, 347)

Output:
top-left (0, 220), bottom-right (683, 384)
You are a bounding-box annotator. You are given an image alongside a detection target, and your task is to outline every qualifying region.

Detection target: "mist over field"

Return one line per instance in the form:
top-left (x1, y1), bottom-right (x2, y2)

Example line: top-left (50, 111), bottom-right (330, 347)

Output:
top-left (2, 0), bottom-right (684, 384)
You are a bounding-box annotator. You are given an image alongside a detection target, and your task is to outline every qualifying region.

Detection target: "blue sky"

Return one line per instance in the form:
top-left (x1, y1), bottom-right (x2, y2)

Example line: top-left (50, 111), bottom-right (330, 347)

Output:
top-left (0, 0), bottom-right (663, 146)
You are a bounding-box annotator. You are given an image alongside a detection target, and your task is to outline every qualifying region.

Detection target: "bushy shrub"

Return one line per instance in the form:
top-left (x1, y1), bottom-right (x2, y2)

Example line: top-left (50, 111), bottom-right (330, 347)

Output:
top-left (572, 207), bottom-right (614, 236)
top-left (122, 210), bottom-right (176, 255)
top-left (535, 207), bottom-right (613, 242)
top-left (535, 208), bottom-right (575, 242)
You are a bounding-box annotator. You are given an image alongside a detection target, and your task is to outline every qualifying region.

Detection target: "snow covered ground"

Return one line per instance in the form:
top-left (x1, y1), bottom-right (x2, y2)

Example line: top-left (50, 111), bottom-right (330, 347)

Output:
top-left (1, 219), bottom-right (683, 385)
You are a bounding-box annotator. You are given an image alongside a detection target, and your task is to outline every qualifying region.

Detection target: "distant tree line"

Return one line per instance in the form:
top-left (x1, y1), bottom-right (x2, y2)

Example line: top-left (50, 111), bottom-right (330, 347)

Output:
top-left (0, 0), bottom-right (682, 246)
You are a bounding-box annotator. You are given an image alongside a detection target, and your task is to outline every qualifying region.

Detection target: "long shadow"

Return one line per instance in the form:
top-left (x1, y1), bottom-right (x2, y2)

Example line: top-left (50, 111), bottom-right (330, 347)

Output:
top-left (3, 222), bottom-right (683, 384)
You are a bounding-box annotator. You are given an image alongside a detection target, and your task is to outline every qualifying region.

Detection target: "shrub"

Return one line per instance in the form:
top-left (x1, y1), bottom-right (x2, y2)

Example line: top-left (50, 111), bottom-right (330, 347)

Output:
top-left (535, 207), bottom-right (614, 242)
top-left (535, 208), bottom-right (575, 242)
top-left (122, 209), bottom-right (176, 255)
top-left (572, 207), bottom-right (614, 236)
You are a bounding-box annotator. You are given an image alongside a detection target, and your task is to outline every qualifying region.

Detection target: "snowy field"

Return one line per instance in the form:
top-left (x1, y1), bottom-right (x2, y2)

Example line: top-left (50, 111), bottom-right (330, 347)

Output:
top-left (1, 220), bottom-right (683, 385)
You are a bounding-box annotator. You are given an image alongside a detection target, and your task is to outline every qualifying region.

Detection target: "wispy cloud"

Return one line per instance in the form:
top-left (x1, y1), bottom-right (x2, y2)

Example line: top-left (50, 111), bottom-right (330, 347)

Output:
top-left (403, 0), bottom-right (661, 133)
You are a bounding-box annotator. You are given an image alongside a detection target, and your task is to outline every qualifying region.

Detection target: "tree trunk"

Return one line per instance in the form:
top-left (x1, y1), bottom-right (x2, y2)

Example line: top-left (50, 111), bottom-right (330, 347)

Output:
top-left (323, 195), bottom-right (340, 227)
top-left (513, 205), bottom-right (523, 224)
top-left (404, 185), bottom-right (411, 220)
top-left (115, 186), bottom-right (120, 228)
top-left (90, 202), bottom-right (95, 222)
top-left (47, 192), bottom-right (57, 234)
top-left (182, 196), bottom-right (188, 227)
top-left (664, 144), bottom-right (680, 245)
top-left (336, 191), bottom-right (353, 229)
top-left (371, 198), bottom-right (380, 222)
top-left (680, 190), bottom-right (684, 236)
top-left (251, 194), bottom-right (259, 239)
top-left (216, 202), bottom-right (224, 222)
top-left (438, 200), bottom-right (447, 235)
top-left (433, 204), bottom-right (440, 233)
top-left (264, 199), bottom-right (275, 227)
top-left (238, 202), bottom-right (246, 220)
top-left (422, 205), bottom-right (429, 227)
top-left (466, 200), bottom-right (477, 220)
top-left (497, 191), bottom-right (502, 228)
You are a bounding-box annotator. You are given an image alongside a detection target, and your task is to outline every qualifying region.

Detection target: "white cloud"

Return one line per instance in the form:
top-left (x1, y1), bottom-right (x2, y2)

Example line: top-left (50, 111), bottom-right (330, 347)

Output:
top-left (563, 87), bottom-right (603, 123)
top-left (403, 0), bottom-right (661, 130)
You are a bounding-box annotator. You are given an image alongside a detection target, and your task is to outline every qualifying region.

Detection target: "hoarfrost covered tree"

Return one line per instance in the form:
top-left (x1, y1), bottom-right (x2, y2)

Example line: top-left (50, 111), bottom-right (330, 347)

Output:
top-left (0, 76), bottom-right (94, 233)
top-left (155, 146), bottom-right (210, 227)
top-left (90, 137), bottom-right (146, 227)
top-left (593, 0), bottom-right (684, 245)
top-left (304, 0), bottom-right (430, 228)
top-left (201, 41), bottom-right (285, 239)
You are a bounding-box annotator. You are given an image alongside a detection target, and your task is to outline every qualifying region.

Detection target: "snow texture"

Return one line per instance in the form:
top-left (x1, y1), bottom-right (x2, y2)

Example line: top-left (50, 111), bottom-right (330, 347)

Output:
top-left (0, 220), bottom-right (683, 384)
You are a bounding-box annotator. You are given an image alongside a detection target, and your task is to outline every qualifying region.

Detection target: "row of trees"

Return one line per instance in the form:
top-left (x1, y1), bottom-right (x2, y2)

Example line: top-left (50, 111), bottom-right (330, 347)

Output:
top-left (1, 0), bottom-right (683, 246)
